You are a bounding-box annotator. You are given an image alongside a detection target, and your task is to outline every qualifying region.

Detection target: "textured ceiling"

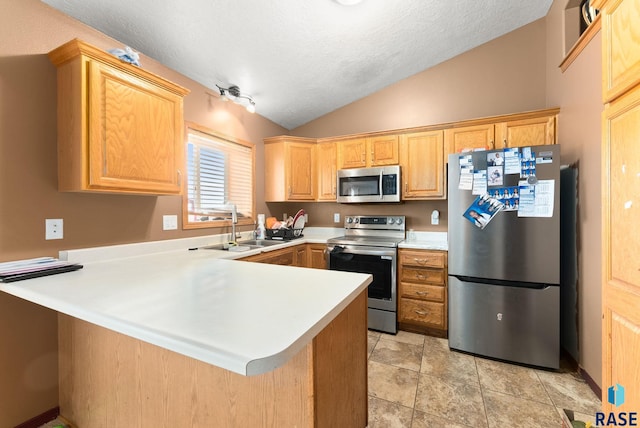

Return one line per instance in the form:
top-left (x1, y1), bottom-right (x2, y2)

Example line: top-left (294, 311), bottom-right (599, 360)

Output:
top-left (42, 0), bottom-right (553, 130)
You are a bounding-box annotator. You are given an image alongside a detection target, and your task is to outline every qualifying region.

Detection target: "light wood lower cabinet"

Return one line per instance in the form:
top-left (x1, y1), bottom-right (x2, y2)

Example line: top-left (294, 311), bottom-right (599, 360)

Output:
top-left (307, 243), bottom-right (328, 269)
top-left (58, 291), bottom-right (368, 427)
top-left (398, 249), bottom-right (448, 337)
top-left (240, 246), bottom-right (296, 265)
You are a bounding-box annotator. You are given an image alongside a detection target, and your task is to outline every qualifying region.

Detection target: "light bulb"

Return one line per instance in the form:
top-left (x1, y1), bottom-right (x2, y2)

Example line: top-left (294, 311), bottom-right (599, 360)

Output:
top-left (246, 102), bottom-right (256, 114)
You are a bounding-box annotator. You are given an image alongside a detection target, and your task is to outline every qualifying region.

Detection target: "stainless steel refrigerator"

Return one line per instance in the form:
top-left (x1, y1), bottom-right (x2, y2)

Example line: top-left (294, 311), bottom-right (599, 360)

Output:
top-left (447, 144), bottom-right (560, 369)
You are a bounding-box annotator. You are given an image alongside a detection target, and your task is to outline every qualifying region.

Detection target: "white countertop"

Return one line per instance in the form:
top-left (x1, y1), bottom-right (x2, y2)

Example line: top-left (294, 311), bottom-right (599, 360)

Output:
top-left (398, 231), bottom-right (448, 251)
top-left (0, 229), bottom-right (371, 376)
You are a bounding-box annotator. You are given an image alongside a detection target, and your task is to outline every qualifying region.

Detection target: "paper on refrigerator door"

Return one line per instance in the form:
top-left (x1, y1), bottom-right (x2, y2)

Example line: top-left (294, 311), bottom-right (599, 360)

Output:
top-left (472, 170), bottom-right (487, 195)
top-left (517, 179), bottom-right (554, 217)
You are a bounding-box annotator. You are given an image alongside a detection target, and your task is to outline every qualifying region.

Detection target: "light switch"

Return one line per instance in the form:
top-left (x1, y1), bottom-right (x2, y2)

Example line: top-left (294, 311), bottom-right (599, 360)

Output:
top-left (163, 215), bottom-right (178, 230)
top-left (334, 213), bottom-right (341, 223)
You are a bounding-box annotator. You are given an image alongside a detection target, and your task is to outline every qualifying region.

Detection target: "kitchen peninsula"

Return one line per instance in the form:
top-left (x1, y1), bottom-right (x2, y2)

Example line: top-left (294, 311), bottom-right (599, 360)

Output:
top-left (0, 239), bottom-right (371, 427)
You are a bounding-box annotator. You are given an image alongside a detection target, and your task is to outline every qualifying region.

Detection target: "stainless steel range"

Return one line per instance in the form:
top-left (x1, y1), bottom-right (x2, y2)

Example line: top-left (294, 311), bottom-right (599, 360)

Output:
top-left (327, 215), bottom-right (405, 334)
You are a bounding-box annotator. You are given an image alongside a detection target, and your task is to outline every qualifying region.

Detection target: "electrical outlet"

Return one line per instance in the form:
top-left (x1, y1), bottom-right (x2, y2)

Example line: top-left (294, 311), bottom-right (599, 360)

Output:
top-left (45, 219), bottom-right (64, 240)
top-left (334, 213), bottom-right (341, 223)
top-left (163, 215), bottom-right (178, 230)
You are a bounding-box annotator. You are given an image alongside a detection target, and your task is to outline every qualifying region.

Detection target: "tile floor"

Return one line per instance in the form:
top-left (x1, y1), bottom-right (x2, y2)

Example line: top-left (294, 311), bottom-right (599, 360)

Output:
top-left (367, 330), bottom-right (602, 428)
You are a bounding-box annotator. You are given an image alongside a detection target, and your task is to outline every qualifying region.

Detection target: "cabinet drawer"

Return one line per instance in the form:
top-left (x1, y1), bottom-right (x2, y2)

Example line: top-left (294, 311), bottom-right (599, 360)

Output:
top-left (401, 282), bottom-right (444, 302)
top-left (399, 300), bottom-right (445, 329)
top-left (401, 267), bottom-right (444, 285)
top-left (399, 251), bottom-right (445, 268)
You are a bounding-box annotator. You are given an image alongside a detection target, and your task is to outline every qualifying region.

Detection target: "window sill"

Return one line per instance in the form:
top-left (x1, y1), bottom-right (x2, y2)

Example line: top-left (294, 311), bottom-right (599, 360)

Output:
top-left (560, 13), bottom-right (601, 73)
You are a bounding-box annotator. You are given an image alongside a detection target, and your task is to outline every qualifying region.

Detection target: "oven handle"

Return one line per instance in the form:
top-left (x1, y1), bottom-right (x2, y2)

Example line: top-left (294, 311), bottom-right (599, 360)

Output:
top-left (327, 244), bottom-right (396, 258)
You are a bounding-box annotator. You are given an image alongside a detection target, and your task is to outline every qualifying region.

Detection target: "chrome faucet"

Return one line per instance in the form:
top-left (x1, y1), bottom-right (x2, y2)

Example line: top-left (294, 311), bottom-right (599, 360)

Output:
top-left (213, 203), bottom-right (239, 242)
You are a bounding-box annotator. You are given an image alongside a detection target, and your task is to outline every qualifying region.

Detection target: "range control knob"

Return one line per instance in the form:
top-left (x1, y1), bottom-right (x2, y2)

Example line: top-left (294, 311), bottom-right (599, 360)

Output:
top-left (346, 217), bottom-right (354, 224)
top-left (396, 218), bottom-right (403, 225)
top-left (387, 217), bottom-right (394, 224)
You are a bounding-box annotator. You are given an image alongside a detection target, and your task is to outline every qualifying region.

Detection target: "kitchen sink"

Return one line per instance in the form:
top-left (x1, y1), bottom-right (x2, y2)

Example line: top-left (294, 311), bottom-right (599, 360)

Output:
top-left (200, 239), bottom-right (283, 251)
top-left (238, 239), bottom-right (283, 247)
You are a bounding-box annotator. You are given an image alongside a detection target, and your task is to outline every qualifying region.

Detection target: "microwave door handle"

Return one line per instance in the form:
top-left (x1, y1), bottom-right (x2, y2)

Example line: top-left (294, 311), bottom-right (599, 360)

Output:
top-left (379, 170), bottom-right (383, 199)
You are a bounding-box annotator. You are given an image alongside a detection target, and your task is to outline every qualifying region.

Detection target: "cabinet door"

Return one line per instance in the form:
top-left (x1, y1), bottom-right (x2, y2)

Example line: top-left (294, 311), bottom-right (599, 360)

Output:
top-left (602, 87), bottom-right (640, 413)
top-left (495, 116), bottom-right (556, 148)
top-left (601, 0), bottom-right (640, 102)
top-left (307, 244), bottom-right (328, 269)
top-left (294, 245), bottom-right (307, 267)
top-left (399, 131), bottom-right (445, 199)
top-left (444, 124), bottom-right (495, 159)
top-left (286, 142), bottom-right (316, 200)
top-left (88, 60), bottom-right (184, 194)
top-left (317, 142), bottom-right (337, 201)
top-left (337, 138), bottom-right (367, 169)
top-left (367, 135), bottom-right (399, 166)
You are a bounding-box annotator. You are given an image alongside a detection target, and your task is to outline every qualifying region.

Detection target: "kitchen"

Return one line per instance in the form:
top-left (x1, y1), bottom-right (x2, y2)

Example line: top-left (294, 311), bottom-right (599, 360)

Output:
top-left (0, 0), bottom-right (627, 426)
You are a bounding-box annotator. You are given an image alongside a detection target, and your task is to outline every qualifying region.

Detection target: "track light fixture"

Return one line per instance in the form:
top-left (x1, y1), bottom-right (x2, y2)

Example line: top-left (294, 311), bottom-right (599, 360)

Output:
top-left (216, 84), bottom-right (256, 113)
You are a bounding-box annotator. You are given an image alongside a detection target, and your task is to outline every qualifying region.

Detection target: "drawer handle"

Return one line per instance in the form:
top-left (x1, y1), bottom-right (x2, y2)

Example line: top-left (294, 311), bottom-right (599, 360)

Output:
top-left (416, 274), bottom-right (426, 280)
top-left (414, 310), bottom-right (428, 316)
top-left (416, 291), bottom-right (428, 296)
top-left (414, 258), bottom-right (427, 264)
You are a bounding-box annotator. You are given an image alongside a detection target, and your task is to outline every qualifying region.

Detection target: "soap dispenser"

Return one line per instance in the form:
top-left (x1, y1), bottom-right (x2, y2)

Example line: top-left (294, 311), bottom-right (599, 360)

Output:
top-left (256, 214), bottom-right (266, 239)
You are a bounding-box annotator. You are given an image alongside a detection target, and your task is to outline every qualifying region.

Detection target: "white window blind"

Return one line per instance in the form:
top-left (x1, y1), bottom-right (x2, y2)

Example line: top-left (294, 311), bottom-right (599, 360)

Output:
top-left (186, 128), bottom-right (254, 224)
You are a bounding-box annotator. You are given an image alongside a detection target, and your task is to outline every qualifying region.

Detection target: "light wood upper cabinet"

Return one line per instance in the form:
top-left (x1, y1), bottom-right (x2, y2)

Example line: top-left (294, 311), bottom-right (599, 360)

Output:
top-left (368, 135), bottom-right (399, 166)
top-left (399, 131), bottom-right (445, 200)
top-left (444, 124), bottom-right (495, 157)
top-left (337, 136), bottom-right (399, 169)
top-left (495, 115), bottom-right (557, 148)
top-left (317, 142), bottom-right (337, 201)
top-left (443, 110), bottom-right (559, 164)
top-left (600, 0), bottom-right (640, 102)
top-left (48, 39), bottom-right (189, 195)
top-left (337, 138), bottom-right (367, 168)
top-left (264, 137), bottom-right (316, 202)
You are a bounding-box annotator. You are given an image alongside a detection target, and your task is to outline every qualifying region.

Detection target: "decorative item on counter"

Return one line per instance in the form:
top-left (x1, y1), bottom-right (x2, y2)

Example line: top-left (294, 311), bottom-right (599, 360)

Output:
top-left (108, 46), bottom-right (141, 66)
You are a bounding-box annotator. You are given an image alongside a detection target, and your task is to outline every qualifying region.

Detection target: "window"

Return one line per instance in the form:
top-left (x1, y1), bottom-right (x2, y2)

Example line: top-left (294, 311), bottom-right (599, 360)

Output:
top-left (183, 123), bottom-right (255, 229)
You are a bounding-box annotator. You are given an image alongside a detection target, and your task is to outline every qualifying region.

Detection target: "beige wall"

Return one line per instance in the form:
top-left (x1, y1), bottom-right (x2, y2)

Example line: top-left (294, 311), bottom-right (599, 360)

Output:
top-left (545, 0), bottom-right (603, 387)
top-left (0, 0), bottom-right (286, 425)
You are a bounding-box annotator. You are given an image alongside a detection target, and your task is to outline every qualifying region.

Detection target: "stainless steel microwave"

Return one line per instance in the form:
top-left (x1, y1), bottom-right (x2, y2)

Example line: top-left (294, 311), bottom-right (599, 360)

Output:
top-left (336, 165), bottom-right (401, 203)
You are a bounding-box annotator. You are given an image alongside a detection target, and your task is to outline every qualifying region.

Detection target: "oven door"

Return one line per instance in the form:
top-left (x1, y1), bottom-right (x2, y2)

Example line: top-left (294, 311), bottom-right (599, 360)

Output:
top-left (327, 244), bottom-right (396, 312)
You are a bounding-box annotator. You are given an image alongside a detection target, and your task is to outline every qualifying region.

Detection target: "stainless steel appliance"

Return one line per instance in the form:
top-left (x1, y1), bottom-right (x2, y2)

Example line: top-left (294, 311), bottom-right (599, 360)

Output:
top-left (327, 215), bottom-right (405, 333)
top-left (448, 144), bottom-right (561, 369)
top-left (336, 166), bottom-right (401, 203)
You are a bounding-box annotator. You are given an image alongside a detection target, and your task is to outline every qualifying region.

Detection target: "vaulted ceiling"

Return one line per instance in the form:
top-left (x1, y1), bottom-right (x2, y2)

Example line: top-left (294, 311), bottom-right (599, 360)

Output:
top-left (42, 0), bottom-right (553, 130)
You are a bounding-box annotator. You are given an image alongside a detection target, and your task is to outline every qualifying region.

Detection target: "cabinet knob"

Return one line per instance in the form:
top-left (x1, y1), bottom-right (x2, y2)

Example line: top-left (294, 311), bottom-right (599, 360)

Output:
top-left (490, 140), bottom-right (495, 149)
top-left (503, 138), bottom-right (507, 148)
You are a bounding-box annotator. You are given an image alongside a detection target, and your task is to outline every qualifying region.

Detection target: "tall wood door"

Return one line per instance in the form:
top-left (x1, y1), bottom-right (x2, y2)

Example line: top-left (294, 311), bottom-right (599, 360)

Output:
top-left (286, 142), bottom-right (316, 200)
top-left (317, 142), bottom-right (337, 201)
top-left (399, 130), bottom-right (445, 199)
top-left (368, 135), bottom-right (399, 166)
top-left (601, 86), bottom-right (640, 413)
top-left (495, 115), bottom-right (556, 148)
top-left (337, 138), bottom-right (367, 169)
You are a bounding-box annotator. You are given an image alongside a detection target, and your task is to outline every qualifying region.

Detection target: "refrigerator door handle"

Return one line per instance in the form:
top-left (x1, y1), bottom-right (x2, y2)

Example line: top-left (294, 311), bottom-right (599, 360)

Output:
top-left (450, 275), bottom-right (554, 290)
